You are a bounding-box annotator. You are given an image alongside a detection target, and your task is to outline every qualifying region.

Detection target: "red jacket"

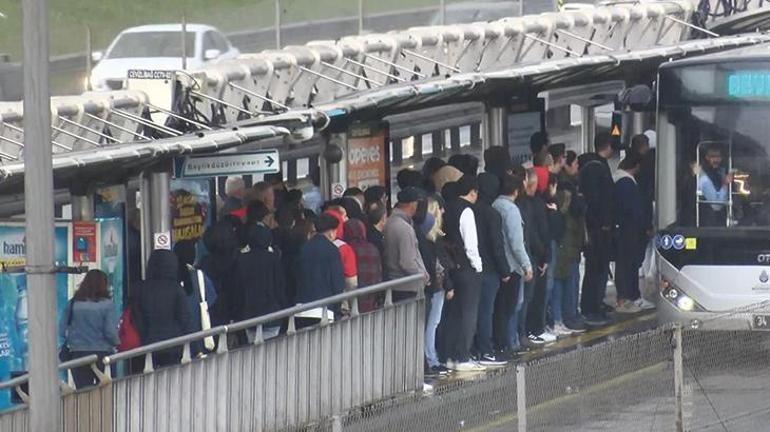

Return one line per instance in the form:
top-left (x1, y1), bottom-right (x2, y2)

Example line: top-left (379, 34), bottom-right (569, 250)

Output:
top-left (324, 210), bottom-right (358, 278)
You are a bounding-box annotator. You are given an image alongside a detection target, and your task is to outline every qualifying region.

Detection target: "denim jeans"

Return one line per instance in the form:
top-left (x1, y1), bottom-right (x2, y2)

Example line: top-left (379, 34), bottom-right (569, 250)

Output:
top-left (425, 290), bottom-right (445, 367)
top-left (507, 277), bottom-right (526, 349)
top-left (475, 271), bottom-right (500, 356)
top-left (551, 277), bottom-right (568, 324)
top-left (562, 262), bottom-right (581, 322)
top-left (545, 241), bottom-right (557, 325)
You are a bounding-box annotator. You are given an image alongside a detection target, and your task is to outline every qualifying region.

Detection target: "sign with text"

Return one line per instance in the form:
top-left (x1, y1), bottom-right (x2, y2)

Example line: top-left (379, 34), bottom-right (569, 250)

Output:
top-left (170, 179), bottom-right (212, 244)
top-left (72, 221), bottom-right (97, 263)
top-left (174, 150), bottom-right (280, 178)
top-left (127, 69), bottom-right (174, 80)
top-left (346, 122), bottom-right (388, 190)
top-left (506, 111), bottom-right (543, 165)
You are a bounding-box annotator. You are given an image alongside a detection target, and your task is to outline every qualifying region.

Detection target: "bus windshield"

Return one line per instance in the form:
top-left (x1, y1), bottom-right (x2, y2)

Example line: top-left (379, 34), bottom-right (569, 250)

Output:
top-left (657, 62), bottom-right (770, 230)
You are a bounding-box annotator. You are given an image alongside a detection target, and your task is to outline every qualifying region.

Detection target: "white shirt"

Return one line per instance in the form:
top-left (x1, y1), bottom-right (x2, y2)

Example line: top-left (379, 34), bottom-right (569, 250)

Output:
top-left (459, 207), bottom-right (483, 273)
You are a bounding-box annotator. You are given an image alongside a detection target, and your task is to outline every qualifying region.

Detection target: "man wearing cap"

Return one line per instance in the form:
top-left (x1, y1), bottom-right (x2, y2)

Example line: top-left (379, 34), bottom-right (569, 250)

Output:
top-left (383, 187), bottom-right (429, 295)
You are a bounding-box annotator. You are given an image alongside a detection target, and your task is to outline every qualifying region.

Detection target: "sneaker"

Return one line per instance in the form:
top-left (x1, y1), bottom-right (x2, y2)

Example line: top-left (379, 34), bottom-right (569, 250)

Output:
top-left (453, 361), bottom-right (486, 372)
top-left (584, 313), bottom-right (612, 327)
top-left (430, 365), bottom-right (450, 375)
top-left (564, 319), bottom-right (588, 333)
top-left (552, 322), bottom-right (574, 336)
top-left (527, 334), bottom-right (546, 345)
top-left (445, 359), bottom-right (456, 370)
top-left (634, 297), bottom-right (656, 311)
top-left (537, 332), bottom-right (558, 343)
top-left (615, 300), bottom-right (642, 314)
top-left (478, 353), bottom-right (508, 366)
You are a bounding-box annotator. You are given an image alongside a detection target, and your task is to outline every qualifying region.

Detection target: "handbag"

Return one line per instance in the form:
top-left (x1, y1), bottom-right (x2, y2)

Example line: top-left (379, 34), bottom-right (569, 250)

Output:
top-left (117, 307), bottom-right (141, 352)
top-left (196, 269), bottom-right (215, 351)
top-left (59, 300), bottom-right (74, 362)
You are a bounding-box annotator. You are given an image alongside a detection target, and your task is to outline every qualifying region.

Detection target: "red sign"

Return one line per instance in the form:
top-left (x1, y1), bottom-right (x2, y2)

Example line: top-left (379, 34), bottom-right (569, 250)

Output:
top-left (72, 221), bottom-right (97, 263)
top-left (347, 123), bottom-right (388, 190)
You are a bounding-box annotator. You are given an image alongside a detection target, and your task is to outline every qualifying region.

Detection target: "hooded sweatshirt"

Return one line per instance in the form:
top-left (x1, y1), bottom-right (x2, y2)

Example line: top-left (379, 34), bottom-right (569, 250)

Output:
top-left (343, 219), bottom-right (382, 289)
top-left (133, 250), bottom-right (192, 344)
top-left (475, 173), bottom-right (511, 276)
top-left (324, 209), bottom-right (358, 279)
top-left (235, 224), bottom-right (286, 326)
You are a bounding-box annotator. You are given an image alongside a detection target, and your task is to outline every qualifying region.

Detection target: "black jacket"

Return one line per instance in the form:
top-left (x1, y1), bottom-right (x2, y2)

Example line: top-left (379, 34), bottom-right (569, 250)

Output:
top-left (444, 197), bottom-right (474, 270)
top-left (236, 224), bottom-right (286, 325)
top-left (475, 173), bottom-right (511, 276)
top-left (297, 234), bottom-right (345, 305)
top-left (133, 250), bottom-right (191, 345)
top-left (200, 221), bottom-right (241, 325)
top-left (417, 230), bottom-right (455, 295)
top-left (578, 153), bottom-right (615, 230)
top-left (517, 195), bottom-right (551, 266)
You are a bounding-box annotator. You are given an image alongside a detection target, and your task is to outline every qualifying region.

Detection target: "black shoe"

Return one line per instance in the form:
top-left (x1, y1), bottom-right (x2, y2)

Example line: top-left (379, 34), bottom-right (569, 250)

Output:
top-left (430, 365), bottom-right (450, 375)
top-left (584, 313), bottom-right (612, 327)
top-left (478, 353), bottom-right (508, 366)
top-left (564, 318), bottom-right (588, 333)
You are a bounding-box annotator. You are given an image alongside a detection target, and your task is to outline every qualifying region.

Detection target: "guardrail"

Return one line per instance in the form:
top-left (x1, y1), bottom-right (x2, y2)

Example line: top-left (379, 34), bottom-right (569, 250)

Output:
top-left (0, 273), bottom-right (426, 432)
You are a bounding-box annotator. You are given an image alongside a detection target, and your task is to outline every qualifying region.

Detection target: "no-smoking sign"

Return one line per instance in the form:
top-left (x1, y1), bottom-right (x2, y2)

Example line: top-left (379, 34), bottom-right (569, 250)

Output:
top-left (332, 182), bottom-right (345, 198)
top-left (154, 231), bottom-right (171, 250)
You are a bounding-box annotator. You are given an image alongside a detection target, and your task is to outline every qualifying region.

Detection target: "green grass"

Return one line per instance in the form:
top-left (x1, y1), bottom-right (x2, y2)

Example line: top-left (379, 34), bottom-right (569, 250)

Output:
top-left (0, 0), bottom-right (450, 61)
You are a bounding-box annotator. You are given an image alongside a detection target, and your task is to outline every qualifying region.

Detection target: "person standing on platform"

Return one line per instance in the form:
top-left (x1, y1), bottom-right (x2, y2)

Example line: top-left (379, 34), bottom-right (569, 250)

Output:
top-left (578, 132), bottom-right (616, 326)
top-left (443, 175), bottom-right (485, 372)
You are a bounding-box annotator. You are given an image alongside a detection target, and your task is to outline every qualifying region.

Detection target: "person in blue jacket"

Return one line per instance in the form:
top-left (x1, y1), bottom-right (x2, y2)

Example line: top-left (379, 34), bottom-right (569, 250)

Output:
top-left (613, 153), bottom-right (655, 313)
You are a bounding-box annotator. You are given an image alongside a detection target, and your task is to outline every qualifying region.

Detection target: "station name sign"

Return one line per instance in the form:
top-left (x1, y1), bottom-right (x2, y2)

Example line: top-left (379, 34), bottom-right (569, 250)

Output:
top-left (174, 150), bottom-right (281, 179)
top-left (127, 69), bottom-right (175, 80)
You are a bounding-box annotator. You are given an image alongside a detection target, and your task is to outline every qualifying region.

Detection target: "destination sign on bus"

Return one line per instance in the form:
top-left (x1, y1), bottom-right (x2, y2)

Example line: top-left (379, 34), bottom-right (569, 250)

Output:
top-left (727, 72), bottom-right (770, 98)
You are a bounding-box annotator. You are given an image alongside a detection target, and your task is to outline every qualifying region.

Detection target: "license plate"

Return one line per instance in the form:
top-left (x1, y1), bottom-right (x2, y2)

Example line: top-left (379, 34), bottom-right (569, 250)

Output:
top-left (752, 315), bottom-right (770, 330)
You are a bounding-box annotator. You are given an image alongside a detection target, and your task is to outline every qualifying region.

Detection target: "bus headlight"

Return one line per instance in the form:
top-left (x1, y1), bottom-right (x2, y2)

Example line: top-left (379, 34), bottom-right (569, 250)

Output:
top-left (660, 278), bottom-right (704, 312)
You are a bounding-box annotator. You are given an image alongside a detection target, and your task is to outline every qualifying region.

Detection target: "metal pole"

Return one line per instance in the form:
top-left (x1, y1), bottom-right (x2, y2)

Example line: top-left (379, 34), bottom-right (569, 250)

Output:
top-left (85, 25), bottom-right (92, 91)
top-left (440, 0), bottom-right (446, 25)
top-left (275, 0), bottom-right (282, 49)
top-left (358, 0), bottom-right (364, 34)
top-left (673, 323), bottom-right (684, 432)
top-left (482, 106), bottom-right (505, 150)
top-left (516, 364), bottom-right (527, 432)
top-left (580, 105), bottom-right (595, 154)
top-left (181, 14), bottom-right (187, 70)
top-left (22, 0), bottom-right (61, 430)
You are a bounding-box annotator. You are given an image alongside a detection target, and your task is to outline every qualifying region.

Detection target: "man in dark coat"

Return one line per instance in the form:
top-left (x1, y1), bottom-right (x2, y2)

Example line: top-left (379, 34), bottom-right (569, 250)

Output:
top-left (578, 132), bottom-right (615, 326)
top-left (473, 172), bottom-right (512, 365)
top-left (133, 249), bottom-right (192, 367)
top-left (236, 223), bottom-right (286, 342)
top-left (297, 214), bottom-right (346, 325)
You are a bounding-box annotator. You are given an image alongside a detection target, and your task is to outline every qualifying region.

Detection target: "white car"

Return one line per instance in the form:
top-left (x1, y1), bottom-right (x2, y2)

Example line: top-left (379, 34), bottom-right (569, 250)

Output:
top-left (89, 23), bottom-right (240, 91)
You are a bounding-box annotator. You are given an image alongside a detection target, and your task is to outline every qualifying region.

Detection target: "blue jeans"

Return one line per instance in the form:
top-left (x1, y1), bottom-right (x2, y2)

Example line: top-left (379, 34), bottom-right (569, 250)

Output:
top-left (425, 290), bottom-right (445, 367)
top-left (545, 241), bottom-right (557, 325)
top-left (508, 278), bottom-right (525, 349)
top-left (561, 262), bottom-right (581, 322)
top-left (475, 271), bottom-right (500, 356)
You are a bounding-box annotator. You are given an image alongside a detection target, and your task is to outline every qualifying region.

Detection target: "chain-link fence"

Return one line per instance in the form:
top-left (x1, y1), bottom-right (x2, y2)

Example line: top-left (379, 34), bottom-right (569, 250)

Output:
top-left (308, 302), bottom-right (770, 432)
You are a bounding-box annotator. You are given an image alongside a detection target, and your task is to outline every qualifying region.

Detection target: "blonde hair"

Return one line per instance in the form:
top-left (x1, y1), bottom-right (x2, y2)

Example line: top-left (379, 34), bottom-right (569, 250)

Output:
top-left (426, 198), bottom-right (444, 242)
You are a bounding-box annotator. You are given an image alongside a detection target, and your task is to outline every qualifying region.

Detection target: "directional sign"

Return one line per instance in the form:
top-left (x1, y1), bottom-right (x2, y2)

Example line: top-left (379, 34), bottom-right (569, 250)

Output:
top-left (174, 150), bottom-right (280, 179)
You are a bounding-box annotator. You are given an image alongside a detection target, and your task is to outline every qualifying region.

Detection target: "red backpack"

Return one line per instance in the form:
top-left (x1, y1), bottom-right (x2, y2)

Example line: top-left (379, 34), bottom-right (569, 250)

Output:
top-left (117, 308), bottom-right (141, 352)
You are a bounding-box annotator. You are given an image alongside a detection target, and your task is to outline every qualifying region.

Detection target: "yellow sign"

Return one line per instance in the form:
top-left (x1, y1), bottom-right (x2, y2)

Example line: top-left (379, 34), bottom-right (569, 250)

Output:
top-left (611, 125), bottom-right (621, 137)
top-left (685, 238), bottom-right (697, 250)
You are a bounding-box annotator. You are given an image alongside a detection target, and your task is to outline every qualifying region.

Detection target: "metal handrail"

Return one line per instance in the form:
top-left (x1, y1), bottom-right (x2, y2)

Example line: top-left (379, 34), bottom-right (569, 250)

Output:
top-left (0, 274), bottom-right (424, 393)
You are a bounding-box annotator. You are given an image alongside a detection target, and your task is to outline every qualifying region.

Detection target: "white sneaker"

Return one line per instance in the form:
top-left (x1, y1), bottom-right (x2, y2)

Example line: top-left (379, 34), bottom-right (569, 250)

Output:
top-left (634, 297), bottom-right (656, 311)
top-left (552, 322), bottom-right (573, 336)
top-left (615, 300), bottom-right (642, 314)
top-left (537, 332), bottom-right (558, 343)
top-left (445, 359), bottom-right (456, 370)
top-left (453, 361), bottom-right (486, 372)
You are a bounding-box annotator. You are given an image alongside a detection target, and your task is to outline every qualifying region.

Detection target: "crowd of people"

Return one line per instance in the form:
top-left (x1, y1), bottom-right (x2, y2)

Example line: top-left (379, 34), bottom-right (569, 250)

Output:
top-left (59, 130), bottom-right (659, 387)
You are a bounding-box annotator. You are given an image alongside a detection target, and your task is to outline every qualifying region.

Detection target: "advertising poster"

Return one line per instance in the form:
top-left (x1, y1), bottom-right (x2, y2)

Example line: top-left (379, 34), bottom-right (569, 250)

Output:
top-left (99, 218), bottom-right (124, 318)
top-left (346, 122), bottom-right (389, 190)
top-left (72, 221), bottom-right (97, 263)
top-left (94, 185), bottom-right (126, 220)
top-left (506, 111), bottom-right (543, 165)
top-left (170, 179), bottom-right (212, 246)
top-left (0, 224), bottom-right (69, 409)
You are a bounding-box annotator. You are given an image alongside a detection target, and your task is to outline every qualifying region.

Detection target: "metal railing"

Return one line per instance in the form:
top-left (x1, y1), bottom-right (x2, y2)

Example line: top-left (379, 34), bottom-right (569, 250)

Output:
top-left (0, 274), bottom-right (426, 432)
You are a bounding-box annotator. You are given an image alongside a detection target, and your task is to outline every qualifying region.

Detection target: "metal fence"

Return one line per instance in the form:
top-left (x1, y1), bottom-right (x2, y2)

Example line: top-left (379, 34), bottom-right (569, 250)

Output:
top-left (0, 274), bottom-right (425, 432)
top-left (330, 301), bottom-right (770, 432)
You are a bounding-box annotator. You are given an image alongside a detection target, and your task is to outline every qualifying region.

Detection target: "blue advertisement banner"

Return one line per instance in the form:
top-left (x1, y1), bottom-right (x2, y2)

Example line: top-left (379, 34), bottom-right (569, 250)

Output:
top-left (99, 218), bottom-right (124, 318)
top-left (0, 224), bottom-right (69, 409)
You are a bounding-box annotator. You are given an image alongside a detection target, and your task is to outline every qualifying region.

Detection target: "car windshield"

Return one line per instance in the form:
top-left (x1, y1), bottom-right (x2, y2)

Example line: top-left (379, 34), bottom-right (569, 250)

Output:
top-left (107, 31), bottom-right (196, 59)
top-left (658, 63), bottom-right (770, 230)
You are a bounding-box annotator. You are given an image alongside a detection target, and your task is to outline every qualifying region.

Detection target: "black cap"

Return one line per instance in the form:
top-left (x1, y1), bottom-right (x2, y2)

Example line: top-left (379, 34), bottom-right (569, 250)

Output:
top-left (397, 186), bottom-right (425, 204)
